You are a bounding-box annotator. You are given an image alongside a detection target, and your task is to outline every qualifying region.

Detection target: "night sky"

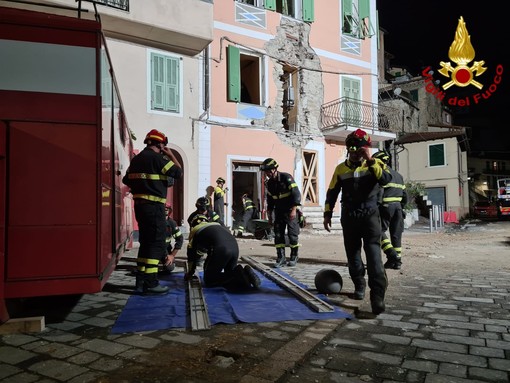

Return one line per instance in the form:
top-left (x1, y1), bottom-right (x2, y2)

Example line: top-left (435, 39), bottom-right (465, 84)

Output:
top-left (377, 1), bottom-right (508, 157)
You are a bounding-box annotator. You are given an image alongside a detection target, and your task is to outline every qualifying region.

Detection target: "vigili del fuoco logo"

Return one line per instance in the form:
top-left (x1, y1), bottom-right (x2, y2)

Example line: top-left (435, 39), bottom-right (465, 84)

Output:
top-left (422, 16), bottom-right (503, 107)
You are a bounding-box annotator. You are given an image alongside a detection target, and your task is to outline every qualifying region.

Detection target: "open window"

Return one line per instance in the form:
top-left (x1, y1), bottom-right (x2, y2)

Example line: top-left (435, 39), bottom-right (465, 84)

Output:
top-left (238, 0), bottom-right (314, 22)
top-left (227, 46), bottom-right (263, 105)
top-left (281, 66), bottom-right (298, 132)
top-left (342, 0), bottom-right (374, 39)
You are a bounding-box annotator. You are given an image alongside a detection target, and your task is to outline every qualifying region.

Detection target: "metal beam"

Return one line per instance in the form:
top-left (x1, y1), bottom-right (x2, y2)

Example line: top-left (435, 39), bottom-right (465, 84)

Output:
top-left (241, 256), bottom-right (334, 313)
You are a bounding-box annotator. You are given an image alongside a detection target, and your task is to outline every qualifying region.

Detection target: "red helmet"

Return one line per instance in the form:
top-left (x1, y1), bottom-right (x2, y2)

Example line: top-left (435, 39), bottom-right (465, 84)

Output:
top-left (144, 129), bottom-right (168, 145)
top-left (346, 129), bottom-right (371, 151)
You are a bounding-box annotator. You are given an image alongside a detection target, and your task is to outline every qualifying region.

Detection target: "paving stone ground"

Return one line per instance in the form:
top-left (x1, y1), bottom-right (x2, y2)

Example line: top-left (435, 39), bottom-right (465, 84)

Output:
top-left (1, 220), bottom-right (509, 382)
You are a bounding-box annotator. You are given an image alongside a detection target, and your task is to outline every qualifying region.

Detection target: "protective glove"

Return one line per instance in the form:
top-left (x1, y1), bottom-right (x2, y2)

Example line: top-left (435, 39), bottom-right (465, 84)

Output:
top-left (402, 211), bottom-right (407, 219)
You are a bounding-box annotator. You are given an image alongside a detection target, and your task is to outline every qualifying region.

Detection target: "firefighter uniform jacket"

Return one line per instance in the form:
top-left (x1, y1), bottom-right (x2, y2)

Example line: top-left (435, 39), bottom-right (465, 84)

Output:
top-left (166, 217), bottom-right (183, 253)
top-left (380, 168), bottom-right (408, 207)
top-left (324, 158), bottom-right (391, 217)
top-left (265, 171), bottom-right (301, 214)
top-left (122, 147), bottom-right (182, 204)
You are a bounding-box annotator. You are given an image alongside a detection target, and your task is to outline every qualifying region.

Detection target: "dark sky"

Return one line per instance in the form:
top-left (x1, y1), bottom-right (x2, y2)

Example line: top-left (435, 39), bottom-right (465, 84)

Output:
top-left (377, 1), bottom-right (509, 157)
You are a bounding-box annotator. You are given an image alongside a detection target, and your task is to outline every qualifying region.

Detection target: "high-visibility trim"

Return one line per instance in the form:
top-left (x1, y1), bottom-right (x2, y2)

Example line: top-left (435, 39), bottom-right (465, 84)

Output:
top-left (382, 197), bottom-right (403, 203)
top-left (384, 182), bottom-right (406, 189)
top-left (289, 243), bottom-right (300, 249)
top-left (275, 244), bottom-right (286, 249)
top-left (271, 192), bottom-right (291, 199)
top-left (161, 161), bottom-right (175, 174)
top-left (144, 267), bottom-right (159, 274)
top-left (127, 173), bottom-right (168, 180)
top-left (133, 194), bottom-right (166, 203)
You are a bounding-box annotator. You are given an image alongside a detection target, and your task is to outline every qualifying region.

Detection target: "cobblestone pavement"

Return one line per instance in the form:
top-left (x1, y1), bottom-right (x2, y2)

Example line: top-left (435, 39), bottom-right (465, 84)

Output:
top-left (1, 221), bottom-right (509, 383)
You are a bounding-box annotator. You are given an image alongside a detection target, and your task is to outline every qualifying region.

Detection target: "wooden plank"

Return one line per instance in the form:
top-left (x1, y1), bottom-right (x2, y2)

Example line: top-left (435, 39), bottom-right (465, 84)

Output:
top-left (0, 316), bottom-right (45, 334)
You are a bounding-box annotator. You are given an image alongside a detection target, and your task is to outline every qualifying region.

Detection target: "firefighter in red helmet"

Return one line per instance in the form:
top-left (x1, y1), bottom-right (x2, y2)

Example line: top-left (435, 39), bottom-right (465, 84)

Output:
top-left (123, 129), bottom-right (182, 294)
top-left (323, 129), bottom-right (391, 315)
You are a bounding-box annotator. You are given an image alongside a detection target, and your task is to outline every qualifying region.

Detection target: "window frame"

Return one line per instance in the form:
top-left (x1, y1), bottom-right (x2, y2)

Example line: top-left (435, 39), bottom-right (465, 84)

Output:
top-left (147, 50), bottom-right (183, 116)
top-left (428, 142), bottom-right (446, 168)
top-left (227, 45), bottom-right (265, 106)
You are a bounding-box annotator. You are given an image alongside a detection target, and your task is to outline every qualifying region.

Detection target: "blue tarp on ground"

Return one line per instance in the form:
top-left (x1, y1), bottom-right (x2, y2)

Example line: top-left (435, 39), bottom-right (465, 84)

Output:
top-left (111, 270), bottom-right (352, 334)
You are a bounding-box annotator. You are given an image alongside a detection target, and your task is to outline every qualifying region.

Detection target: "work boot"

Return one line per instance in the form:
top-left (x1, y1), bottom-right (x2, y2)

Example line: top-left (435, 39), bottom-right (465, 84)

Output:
top-left (274, 248), bottom-right (286, 268)
top-left (287, 247), bottom-right (299, 267)
top-left (243, 265), bottom-right (261, 289)
top-left (134, 274), bottom-right (145, 294)
top-left (370, 290), bottom-right (386, 315)
top-left (353, 280), bottom-right (366, 300)
top-left (145, 284), bottom-right (169, 295)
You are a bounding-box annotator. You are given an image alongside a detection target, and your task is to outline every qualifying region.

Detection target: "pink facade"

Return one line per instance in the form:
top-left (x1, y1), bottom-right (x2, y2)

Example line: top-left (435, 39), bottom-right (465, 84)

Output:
top-left (203, 0), bottom-right (382, 227)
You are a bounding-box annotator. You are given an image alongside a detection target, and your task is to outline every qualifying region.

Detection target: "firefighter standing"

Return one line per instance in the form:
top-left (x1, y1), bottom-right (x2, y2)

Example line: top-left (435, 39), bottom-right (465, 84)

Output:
top-left (213, 177), bottom-right (228, 225)
top-left (123, 129), bottom-right (182, 295)
top-left (323, 129), bottom-right (391, 315)
top-left (372, 150), bottom-right (408, 270)
top-left (261, 158), bottom-right (302, 268)
top-left (237, 192), bottom-right (256, 238)
top-left (163, 205), bottom-right (183, 274)
top-left (184, 219), bottom-right (260, 290)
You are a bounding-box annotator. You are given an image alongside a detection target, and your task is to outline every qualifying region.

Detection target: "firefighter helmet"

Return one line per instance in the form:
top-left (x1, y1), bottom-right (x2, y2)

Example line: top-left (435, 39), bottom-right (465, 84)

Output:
top-left (345, 129), bottom-right (371, 151)
top-left (372, 150), bottom-right (391, 164)
top-left (314, 269), bottom-right (343, 294)
top-left (195, 197), bottom-right (210, 209)
top-left (143, 129), bottom-right (168, 145)
top-left (216, 177), bottom-right (225, 184)
top-left (260, 158), bottom-right (279, 171)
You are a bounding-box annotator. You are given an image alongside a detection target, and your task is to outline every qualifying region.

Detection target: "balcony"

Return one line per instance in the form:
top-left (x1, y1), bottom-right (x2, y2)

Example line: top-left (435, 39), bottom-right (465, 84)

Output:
top-left (6, 0), bottom-right (213, 56)
top-left (320, 97), bottom-right (401, 143)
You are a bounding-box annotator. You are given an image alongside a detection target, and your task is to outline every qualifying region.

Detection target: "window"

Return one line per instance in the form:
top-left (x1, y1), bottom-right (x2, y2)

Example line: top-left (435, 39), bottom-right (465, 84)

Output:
top-left (428, 143), bottom-right (445, 167)
top-left (342, 0), bottom-right (374, 38)
top-left (150, 52), bottom-right (181, 113)
top-left (342, 76), bottom-right (361, 125)
top-left (227, 46), bottom-right (264, 105)
top-left (237, 0), bottom-right (314, 22)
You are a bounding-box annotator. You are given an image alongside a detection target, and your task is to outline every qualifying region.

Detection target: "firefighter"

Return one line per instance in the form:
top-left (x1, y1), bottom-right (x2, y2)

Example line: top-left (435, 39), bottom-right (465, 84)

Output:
top-left (323, 129), bottom-right (391, 315)
top-left (163, 205), bottom-right (183, 274)
top-left (184, 219), bottom-right (260, 290)
top-left (213, 177), bottom-right (228, 225)
top-left (372, 150), bottom-right (408, 270)
top-left (237, 192), bottom-right (256, 238)
top-left (123, 129), bottom-right (182, 295)
top-left (260, 158), bottom-right (302, 268)
top-left (187, 197), bottom-right (222, 228)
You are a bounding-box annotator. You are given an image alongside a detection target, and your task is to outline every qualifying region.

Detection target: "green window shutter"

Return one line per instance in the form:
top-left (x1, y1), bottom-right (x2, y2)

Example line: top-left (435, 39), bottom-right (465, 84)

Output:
top-left (265, 0), bottom-right (276, 11)
top-left (166, 56), bottom-right (179, 112)
top-left (151, 53), bottom-right (165, 110)
top-left (376, 10), bottom-right (379, 49)
top-left (227, 46), bottom-right (240, 103)
top-left (302, 0), bottom-right (314, 22)
top-left (429, 144), bottom-right (445, 166)
top-left (358, 0), bottom-right (369, 20)
top-left (342, 0), bottom-right (353, 34)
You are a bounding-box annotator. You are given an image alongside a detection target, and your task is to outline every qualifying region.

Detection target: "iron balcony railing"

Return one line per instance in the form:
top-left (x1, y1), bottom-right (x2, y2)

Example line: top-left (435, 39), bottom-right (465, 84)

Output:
top-left (320, 97), bottom-right (401, 133)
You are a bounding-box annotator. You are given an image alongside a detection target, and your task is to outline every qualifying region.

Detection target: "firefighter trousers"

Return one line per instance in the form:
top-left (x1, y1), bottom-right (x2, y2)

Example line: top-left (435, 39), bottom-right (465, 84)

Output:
top-left (134, 202), bottom-right (167, 288)
top-left (341, 208), bottom-right (387, 298)
top-left (380, 203), bottom-right (404, 258)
